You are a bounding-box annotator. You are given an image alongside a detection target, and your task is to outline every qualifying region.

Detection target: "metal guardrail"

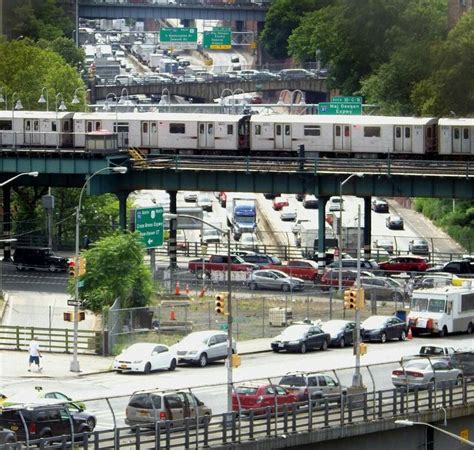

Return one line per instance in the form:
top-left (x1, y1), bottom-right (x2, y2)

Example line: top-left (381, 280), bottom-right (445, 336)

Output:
top-left (1, 379), bottom-right (473, 449)
top-left (0, 325), bottom-right (102, 355)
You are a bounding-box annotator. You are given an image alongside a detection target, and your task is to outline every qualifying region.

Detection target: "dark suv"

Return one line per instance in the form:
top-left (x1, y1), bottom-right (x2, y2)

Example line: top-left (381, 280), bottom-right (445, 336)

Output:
top-left (0, 400), bottom-right (95, 443)
top-left (13, 247), bottom-right (69, 272)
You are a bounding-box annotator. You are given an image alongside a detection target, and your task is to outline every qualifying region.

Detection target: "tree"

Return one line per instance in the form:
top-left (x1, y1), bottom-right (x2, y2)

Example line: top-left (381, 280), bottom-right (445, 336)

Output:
top-left (37, 37), bottom-right (86, 72)
top-left (74, 232), bottom-right (154, 314)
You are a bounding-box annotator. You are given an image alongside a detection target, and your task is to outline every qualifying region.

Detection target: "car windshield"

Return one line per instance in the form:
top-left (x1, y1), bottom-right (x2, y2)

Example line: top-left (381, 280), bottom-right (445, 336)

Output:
top-left (271, 271), bottom-right (288, 279)
top-left (405, 361), bottom-right (430, 370)
top-left (237, 217), bottom-right (255, 224)
top-left (322, 321), bottom-right (344, 334)
top-left (280, 326), bottom-right (307, 340)
top-left (411, 297), bottom-right (429, 311)
top-left (386, 278), bottom-right (402, 287)
top-left (279, 376), bottom-right (305, 386)
top-left (428, 299), bottom-right (446, 313)
top-left (235, 386), bottom-right (258, 395)
top-left (178, 333), bottom-right (212, 345)
top-left (362, 317), bottom-right (386, 328)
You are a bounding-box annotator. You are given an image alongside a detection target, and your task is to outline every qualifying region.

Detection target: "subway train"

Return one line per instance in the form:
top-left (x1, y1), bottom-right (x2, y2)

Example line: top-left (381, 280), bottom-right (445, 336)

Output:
top-left (0, 110), bottom-right (472, 159)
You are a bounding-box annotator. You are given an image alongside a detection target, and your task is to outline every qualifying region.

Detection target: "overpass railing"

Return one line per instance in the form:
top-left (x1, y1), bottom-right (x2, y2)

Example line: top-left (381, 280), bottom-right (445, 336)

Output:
top-left (0, 366), bottom-right (473, 449)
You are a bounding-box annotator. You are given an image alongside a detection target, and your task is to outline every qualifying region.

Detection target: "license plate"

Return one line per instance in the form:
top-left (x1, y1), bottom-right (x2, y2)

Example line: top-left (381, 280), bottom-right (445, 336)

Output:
top-left (139, 411), bottom-right (149, 417)
top-left (120, 364), bottom-right (129, 369)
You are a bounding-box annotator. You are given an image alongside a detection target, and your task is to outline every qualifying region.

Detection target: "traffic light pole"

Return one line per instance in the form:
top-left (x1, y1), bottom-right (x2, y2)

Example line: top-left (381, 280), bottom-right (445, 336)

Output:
top-left (352, 205), bottom-right (363, 388)
top-left (226, 229), bottom-right (233, 413)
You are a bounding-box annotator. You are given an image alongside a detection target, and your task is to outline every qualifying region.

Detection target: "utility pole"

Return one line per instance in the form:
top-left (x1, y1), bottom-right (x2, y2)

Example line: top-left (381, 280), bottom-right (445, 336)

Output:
top-left (352, 205), bottom-right (363, 387)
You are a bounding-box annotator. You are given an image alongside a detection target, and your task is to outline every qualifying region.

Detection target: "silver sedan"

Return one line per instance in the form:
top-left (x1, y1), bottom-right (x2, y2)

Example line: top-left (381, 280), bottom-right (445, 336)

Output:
top-left (247, 269), bottom-right (304, 292)
top-left (392, 358), bottom-right (463, 389)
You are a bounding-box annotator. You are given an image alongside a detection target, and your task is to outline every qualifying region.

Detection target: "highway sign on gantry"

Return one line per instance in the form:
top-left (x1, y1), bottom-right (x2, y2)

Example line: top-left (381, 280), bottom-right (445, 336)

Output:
top-left (203, 28), bottom-right (232, 50)
top-left (331, 96), bottom-right (363, 104)
top-left (160, 28), bottom-right (198, 50)
top-left (135, 207), bottom-right (164, 248)
top-left (318, 102), bottom-right (362, 115)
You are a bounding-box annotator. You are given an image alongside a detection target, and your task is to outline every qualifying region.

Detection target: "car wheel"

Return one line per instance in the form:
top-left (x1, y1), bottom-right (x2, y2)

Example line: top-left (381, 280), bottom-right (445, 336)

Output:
top-left (380, 332), bottom-right (387, 343)
top-left (86, 417), bottom-right (96, 430)
top-left (48, 264), bottom-right (56, 273)
top-left (272, 348), bottom-right (280, 353)
top-left (144, 362), bottom-right (152, 374)
top-left (321, 340), bottom-right (328, 351)
top-left (399, 330), bottom-right (406, 341)
top-left (455, 375), bottom-right (463, 387)
top-left (438, 326), bottom-right (448, 338)
top-left (467, 322), bottom-right (473, 335)
top-left (196, 270), bottom-right (204, 280)
top-left (391, 292), bottom-right (403, 302)
top-left (300, 343), bottom-right (306, 354)
top-left (281, 284), bottom-right (290, 292)
top-left (168, 358), bottom-right (177, 371)
top-left (249, 282), bottom-right (257, 291)
top-left (339, 338), bottom-right (345, 349)
top-left (198, 353), bottom-right (208, 367)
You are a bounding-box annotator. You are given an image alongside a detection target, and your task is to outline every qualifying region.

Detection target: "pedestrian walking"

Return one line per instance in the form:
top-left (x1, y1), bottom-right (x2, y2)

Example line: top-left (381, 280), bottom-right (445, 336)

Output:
top-left (28, 337), bottom-right (42, 372)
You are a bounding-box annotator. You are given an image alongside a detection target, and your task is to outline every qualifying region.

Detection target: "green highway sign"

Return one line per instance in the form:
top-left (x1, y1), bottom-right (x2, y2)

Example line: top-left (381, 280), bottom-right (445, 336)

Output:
top-left (160, 28), bottom-right (198, 50)
top-left (135, 207), bottom-right (164, 248)
top-left (203, 28), bottom-right (232, 50)
top-left (332, 96), bottom-right (363, 104)
top-left (318, 102), bottom-right (362, 115)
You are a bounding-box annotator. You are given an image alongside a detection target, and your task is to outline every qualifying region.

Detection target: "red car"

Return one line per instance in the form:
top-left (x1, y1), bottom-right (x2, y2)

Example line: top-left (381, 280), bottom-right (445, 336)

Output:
top-left (272, 197), bottom-right (289, 211)
top-left (232, 383), bottom-right (298, 415)
top-left (319, 269), bottom-right (357, 291)
top-left (378, 256), bottom-right (428, 273)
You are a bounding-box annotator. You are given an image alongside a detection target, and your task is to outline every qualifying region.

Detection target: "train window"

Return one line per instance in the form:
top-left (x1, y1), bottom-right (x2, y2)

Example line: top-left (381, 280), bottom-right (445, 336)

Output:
top-left (63, 121), bottom-right (69, 132)
top-left (304, 126), bottom-right (320, 136)
top-left (52, 121), bottom-right (57, 132)
top-left (427, 127), bottom-right (432, 138)
top-left (396, 127), bottom-right (401, 138)
top-left (454, 128), bottom-right (460, 139)
top-left (363, 127), bottom-right (380, 137)
top-left (276, 125), bottom-right (282, 136)
top-left (208, 124), bottom-right (213, 134)
top-left (227, 124), bottom-right (233, 135)
top-left (404, 127), bottom-right (411, 138)
top-left (87, 122), bottom-right (93, 133)
top-left (143, 122), bottom-right (148, 133)
top-left (170, 123), bottom-right (185, 134)
top-left (95, 122), bottom-right (101, 131)
top-left (151, 123), bottom-right (157, 133)
top-left (0, 120), bottom-right (12, 130)
top-left (285, 125), bottom-right (291, 136)
top-left (35, 122), bottom-right (39, 131)
top-left (255, 125), bottom-right (261, 135)
top-left (344, 126), bottom-right (350, 137)
top-left (25, 121), bottom-right (31, 131)
top-left (463, 128), bottom-right (469, 139)
top-left (115, 123), bottom-right (129, 133)
top-left (335, 126), bottom-right (341, 137)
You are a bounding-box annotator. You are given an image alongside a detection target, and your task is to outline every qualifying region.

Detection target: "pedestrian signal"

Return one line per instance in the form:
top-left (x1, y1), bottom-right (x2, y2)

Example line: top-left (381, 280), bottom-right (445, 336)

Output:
top-left (215, 292), bottom-right (227, 315)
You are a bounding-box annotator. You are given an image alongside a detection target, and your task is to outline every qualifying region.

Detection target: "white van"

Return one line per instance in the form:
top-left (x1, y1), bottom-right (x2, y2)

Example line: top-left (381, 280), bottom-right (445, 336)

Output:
top-left (328, 197), bottom-right (342, 212)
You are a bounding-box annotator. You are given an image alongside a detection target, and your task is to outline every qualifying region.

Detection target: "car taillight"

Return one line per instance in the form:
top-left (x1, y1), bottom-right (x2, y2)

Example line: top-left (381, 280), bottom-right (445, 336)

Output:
top-left (159, 411), bottom-right (167, 420)
top-left (427, 319), bottom-right (433, 329)
top-left (406, 371), bottom-right (424, 378)
top-left (28, 422), bottom-right (37, 434)
top-left (392, 370), bottom-right (404, 376)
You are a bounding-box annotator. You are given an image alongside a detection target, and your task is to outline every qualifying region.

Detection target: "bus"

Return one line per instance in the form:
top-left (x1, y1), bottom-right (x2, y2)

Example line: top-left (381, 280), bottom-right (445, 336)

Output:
top-left (407, 284), bottom-right (474, 337)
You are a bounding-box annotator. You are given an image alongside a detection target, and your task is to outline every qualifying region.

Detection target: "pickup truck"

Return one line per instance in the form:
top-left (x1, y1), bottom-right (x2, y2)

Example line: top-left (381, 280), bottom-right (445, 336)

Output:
top-left (418, 345), bottom-right (455, 357)
top-left (418, 346), bottom-right (474, 379)
top-left (272, 259), bottom-right (319, 282)
top-left (188, 255), bottom-right (257, 279)
top-left (427, 260), bottom-right (474, 276)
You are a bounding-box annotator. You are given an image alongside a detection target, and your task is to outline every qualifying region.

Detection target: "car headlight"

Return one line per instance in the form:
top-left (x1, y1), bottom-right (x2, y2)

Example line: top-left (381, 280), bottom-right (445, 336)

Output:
top-left (288, 340), bottom-right (300, 345)
top-left (133, 360), bottom-right (142, 364)
top-left (188, 351), bottom-right (198, 355)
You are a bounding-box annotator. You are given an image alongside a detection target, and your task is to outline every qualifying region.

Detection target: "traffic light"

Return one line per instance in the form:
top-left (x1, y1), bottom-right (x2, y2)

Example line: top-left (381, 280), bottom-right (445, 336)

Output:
top-left (356, 287), bottom-right (365, 310)
top-left (68, 261), bottom-right (76, 278)
top-left (63, 312), bottom-right (72, 322)
top-left (359, 343), bottom-right (368, 356)
top-left (215, 292), bottom-right (227, 315)
top-left (344, 289), bottom-right (357, 310)
top-left (78, 257), bottom-right (86, 276)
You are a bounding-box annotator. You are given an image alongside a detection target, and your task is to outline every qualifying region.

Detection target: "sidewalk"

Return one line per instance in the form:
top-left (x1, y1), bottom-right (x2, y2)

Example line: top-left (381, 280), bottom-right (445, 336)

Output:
top-left (0, 338), bottom-right (272, 380)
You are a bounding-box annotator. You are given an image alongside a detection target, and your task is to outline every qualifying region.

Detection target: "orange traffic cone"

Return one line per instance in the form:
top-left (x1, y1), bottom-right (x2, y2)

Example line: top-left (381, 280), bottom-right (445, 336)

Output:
top-left (185, 284), bottom-right (190, 295)
top-left (198, 287), bottom-right (206, 298)
top-left (175, 281), bottom-right (180, 295)
top-left (407, 327), bottom-right (413, 340)
top-left (169, 306), bottom-right (176, 321)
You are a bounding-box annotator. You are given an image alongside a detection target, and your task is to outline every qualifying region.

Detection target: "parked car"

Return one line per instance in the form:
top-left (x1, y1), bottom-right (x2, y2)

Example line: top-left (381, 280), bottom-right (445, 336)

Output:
top-left (125, 391), bottom-right (211, 428)
top-left (272, 196), bottom-right (289, 211)
top-left (373, 238), bottom-right (394, 254)
top-left (392, 358), bottom-right (462, 389)
top-left (319, 269), bottom-right (374, 291)
top-left (247, 269), bottom-right (304, 292)
top-left (232, 383), bottom-right (297, 416)
top-left (171, 330), bottom-right (236, 367)
top-left (326, 259), bottom-right (379, 272)
top-left (378, 256), bottom-right (428, 273)
top-left (413, 273), bottom-right (458, 290)
top-left (321, 320), bottom-right (356, 348)
top-left (239, 253), bottom-right (281, 268)
top-left (409, 238), bottom-right (430, 255)
top-left (302, 195), bottom-right (319, 209)
top-left (280, 207), bottom-right (297, 221)
top-left (0, 400), bottom-right (96, 443)
top-left (271, 324), bottom-right (330, 353)
top-left (361, 315), bottom-right (407, 343)
top-left (13, 247), bottom-right (69, 272)
top-left (113, 343), bottom-right (177, 374)
top-left (0, 429), bottom-right (16, 445)
top-left (360, 276), bottom-right (405, 302)
top-left (371, 199), bottom-right (389, 213)
top-left (385, 215), bottom-right (404, 230)
top-left (278, 372), bottom-right (347, 402)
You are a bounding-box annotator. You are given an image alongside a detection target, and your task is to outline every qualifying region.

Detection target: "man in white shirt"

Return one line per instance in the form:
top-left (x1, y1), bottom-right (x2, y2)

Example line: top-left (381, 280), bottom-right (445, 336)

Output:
top-left (28, 338), bottom-right (42, 372)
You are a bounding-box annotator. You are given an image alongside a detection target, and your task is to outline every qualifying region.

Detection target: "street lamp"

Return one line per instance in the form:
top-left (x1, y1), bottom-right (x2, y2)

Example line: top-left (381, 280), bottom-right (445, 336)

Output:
top-left (0, 172), bottom-right (39, 188)
top-left (220, 88), bottom-right (244, 114)
top-left (158, 88), bottom-right (171, 112)
top-left (70, 166), bottom-right (128, 373)
top-left (164, 213), bottom-right (234, 413)
top-left (55, 93), bottom-right (67, 149)
top-left (72, 87), bottom-right (88, 112)
top-left (394, 420), bottom-right (474, 447)
top-left (11, 92), bottom-right (23, 148)
top-left (338, 172), bottom-right (364, 293)
top-left (38, 88), bottom-right (49, 112)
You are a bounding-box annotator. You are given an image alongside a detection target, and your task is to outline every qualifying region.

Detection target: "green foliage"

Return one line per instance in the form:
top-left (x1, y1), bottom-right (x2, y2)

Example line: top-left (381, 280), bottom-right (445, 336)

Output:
top-left (0, 40), bottom-right (86, 111)
top-left (7, 0), bottom-right (73, 41)
top-left (75, 232), bottom-right (154, 314)
top-left (37, 37), bottom-right (86, 72)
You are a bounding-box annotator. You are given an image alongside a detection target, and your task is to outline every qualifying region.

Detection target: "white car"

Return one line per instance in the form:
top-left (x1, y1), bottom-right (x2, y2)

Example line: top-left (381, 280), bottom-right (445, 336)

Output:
top-left (280, 207), bottom-right (297, 221)
top-left (183, 191), bottom-right (198, 202)
top-left (240, 233), bottom-right (260, 251)
top-left (197, 192), bottom-right (213, 211)
top-left (113, 343), bottom-right (177, 374)
top-left (328, 197), bottom-right (342, 212)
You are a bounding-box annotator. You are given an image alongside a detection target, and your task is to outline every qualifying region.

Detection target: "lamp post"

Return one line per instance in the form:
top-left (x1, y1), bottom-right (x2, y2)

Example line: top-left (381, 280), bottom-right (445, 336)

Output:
top-left (220, 88), bottom-right (244, 114)
top-left (0, 239), bottom-right (17, 297)
top-left (159, 88), bottom-right (171, 112)
top-left (394, 420), bottom-right (474, 447)
top-left (11, 92), bottom-right (23, 148)
top-left (55, 93), bottom-right (67, 149)
top-left (164, 213), bottom-right (234, 413)
top-left (38, 88), bottom-right (49, 112)
top-left (72, 87), bottom-right (88, 112)
top-left (338, 172), bottom-right (364, 293)
top-left (0, 172), bottom-right (39, 188)
top-left (70, 166), bottom-right (128, 373)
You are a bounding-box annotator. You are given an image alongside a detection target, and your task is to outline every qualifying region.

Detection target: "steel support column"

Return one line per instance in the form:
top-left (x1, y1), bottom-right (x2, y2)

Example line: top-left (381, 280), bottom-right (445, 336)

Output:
top-left (168, 190), bottom-right (178, 270)
top-left (2, 187), bottom-right (11, 261)
top-left (363, 197), bottom-right (372, 259)
top-left (117, 192), bottom-right (128, 230)
top-left (317, 197), bottom-right (329, 272)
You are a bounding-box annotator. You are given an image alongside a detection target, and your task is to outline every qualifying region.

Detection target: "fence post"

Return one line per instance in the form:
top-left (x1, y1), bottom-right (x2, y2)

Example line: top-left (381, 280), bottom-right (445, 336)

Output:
top-left (262, 297), bottom-right (265, 337)
top-left (65, 329), bottom-right (69, 353)
top-left (16, 326), bottom-right (20, 350)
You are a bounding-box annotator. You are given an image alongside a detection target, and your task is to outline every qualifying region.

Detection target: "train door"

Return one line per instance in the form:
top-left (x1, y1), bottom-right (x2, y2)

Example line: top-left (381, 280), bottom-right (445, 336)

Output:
top-left (274, 123), bottom-right (291, 149)
top-left (24, 119), bottom-right (41, 145)
top-left (452, 127), bottom-right (462, 153)
top-left (198, 122), bottom-right (215, 148)
top-left (461, 127), bottom-right (470, 153)
top-left (394, 126), bottom-right (412, 152)
top-left (334, 124), bottom-right (351, 150)
top-left (86, 120), bottom-right (102, 133)
top-left (141, 121), bottom-right (150, 146)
